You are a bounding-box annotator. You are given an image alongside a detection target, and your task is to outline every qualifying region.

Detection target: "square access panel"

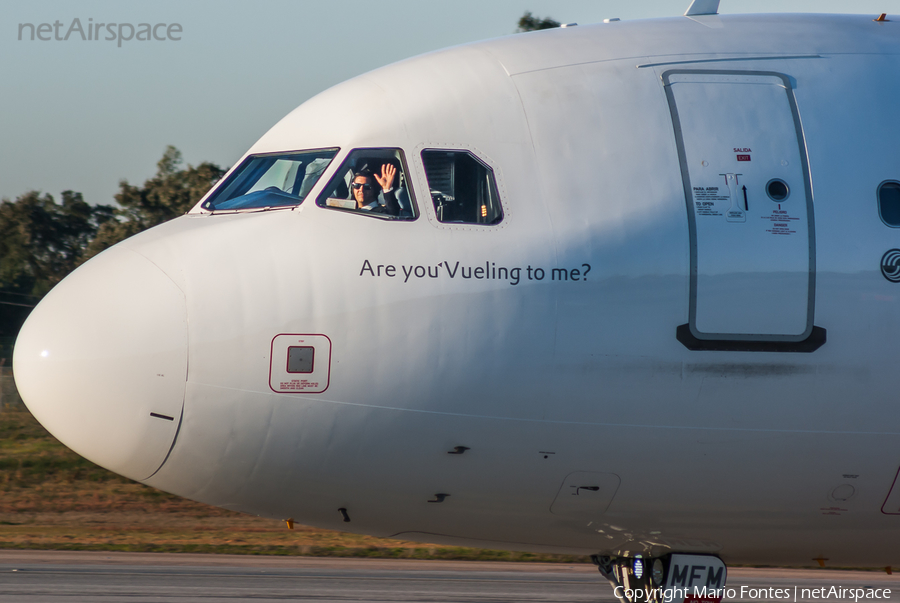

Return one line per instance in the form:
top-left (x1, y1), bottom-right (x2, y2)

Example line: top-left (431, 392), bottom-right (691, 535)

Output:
top-left (269, 334), bottom-right (331, 394)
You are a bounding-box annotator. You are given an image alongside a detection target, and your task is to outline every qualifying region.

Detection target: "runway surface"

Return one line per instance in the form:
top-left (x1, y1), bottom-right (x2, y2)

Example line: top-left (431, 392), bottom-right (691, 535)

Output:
top-left (0, 550), bottom-right (897, 603)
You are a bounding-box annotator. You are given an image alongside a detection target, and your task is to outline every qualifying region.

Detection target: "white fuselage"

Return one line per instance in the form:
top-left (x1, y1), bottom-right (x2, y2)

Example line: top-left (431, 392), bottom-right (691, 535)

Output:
top-left (13, 13), bottom-right (900, 567)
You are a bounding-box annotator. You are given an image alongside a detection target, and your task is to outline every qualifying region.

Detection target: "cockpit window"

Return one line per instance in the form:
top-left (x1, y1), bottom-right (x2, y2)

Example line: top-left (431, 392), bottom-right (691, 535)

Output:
top-left (879, 181), bottom-right (900, 227)
top-left (202, 148), bottom-right (338, 211)
top-left (422, 149), bottom-right (502, 225)
top-left (316, 148), bottom-right (416, 219)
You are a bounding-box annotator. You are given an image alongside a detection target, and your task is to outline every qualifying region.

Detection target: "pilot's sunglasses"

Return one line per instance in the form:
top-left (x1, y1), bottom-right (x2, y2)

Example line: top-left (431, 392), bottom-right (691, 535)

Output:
top-left (351, 183), bottom-right (373, 190)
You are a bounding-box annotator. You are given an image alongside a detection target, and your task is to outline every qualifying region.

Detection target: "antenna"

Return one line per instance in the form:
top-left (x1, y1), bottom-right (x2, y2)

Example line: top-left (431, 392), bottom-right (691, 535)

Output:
top-left (685, 0), bottom-right (720, 16)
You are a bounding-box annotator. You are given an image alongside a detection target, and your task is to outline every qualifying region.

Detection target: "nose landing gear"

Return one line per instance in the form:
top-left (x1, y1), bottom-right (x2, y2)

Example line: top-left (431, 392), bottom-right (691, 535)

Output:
top-left (591, 553), bottom-right (727, 603)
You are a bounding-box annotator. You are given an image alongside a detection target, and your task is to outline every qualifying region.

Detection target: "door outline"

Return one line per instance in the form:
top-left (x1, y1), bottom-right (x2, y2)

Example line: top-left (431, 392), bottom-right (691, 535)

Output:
top-left (663, 69), bottom-right (825, 352)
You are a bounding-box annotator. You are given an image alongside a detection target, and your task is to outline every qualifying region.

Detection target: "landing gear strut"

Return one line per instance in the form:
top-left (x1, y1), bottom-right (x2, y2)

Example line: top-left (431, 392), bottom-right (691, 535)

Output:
top-left (591, 553), bottom-right (727, 603)
top-left (592, 555), bottom-right (665, 603)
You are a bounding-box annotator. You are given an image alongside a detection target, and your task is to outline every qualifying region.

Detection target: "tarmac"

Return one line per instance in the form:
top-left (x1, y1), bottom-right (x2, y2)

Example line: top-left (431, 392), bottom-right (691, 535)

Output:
top-left (0, 550), bottom-right (896, 603)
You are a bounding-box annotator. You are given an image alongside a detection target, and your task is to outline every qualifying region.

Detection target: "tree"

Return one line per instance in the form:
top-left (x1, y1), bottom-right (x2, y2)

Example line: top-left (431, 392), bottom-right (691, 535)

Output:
top-left (0, 190), bottom-right (115, 337)
top-left (83, 146), bottom-right (225, 259)
top-left (516, 11), bottom-right (560, 32)
top-left (0, 146), bottom-right (224, 341)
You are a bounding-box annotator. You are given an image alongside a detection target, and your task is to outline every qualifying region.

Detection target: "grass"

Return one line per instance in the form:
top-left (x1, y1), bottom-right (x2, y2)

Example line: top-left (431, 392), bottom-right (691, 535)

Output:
top-left (0, 404), bottom-right (589, 563)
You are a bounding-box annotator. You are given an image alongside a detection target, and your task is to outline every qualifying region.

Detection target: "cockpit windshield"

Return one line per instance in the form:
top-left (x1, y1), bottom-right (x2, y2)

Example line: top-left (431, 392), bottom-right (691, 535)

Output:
top-left (202, 149), bottom-right (338, 211)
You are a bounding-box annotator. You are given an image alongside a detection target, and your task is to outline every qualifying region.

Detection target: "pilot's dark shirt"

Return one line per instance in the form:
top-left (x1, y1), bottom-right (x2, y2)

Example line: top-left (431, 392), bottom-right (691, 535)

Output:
top-left (360, 188), bottom-right (400, 216)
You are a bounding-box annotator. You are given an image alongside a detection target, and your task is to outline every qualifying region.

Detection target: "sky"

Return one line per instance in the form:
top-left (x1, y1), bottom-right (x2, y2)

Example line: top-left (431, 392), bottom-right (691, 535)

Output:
top-left (2, 0), bottom-right (896, 206)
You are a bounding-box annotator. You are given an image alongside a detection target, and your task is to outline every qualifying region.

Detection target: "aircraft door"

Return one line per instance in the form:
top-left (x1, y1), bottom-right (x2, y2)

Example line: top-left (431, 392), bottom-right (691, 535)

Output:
top-left (664, 71), bottom-right (824, 351)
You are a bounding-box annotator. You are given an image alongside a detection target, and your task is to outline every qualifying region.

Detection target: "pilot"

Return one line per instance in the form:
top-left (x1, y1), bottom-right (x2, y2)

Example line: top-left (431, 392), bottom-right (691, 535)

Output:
top-left (351, 164), bottom-right (400, 216)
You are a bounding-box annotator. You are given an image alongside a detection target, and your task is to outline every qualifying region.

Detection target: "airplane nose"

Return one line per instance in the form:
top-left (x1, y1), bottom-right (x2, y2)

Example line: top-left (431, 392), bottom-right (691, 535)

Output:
top-left (13, 247), bottom-right (187, 482)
